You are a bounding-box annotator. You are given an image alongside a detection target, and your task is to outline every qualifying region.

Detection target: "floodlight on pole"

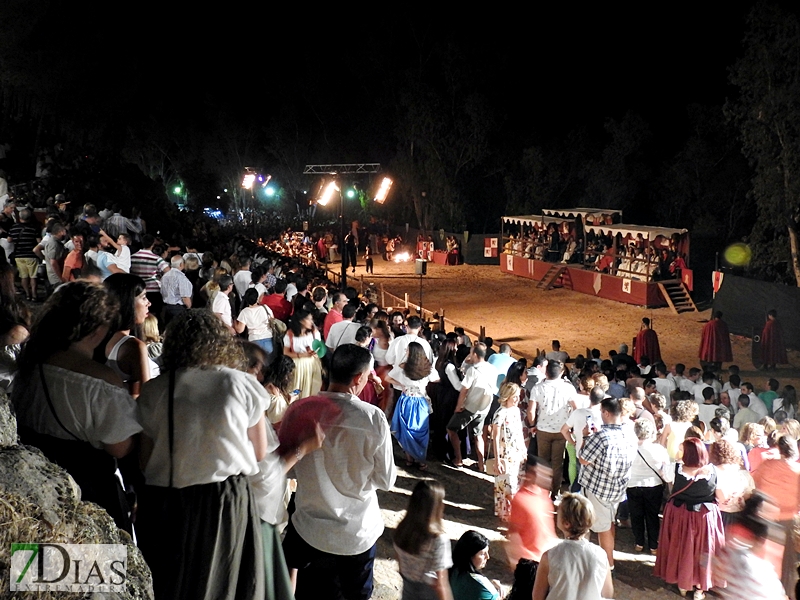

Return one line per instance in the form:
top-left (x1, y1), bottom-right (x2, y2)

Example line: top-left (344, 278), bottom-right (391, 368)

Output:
top-left (242, 173), bottom-right (256, 189)
top-left (317, 180), bottom-right (339, 206)
top-left (374, 177), bottom-right (392, 203)
top-left (261, 174), bottom-right (272, 188)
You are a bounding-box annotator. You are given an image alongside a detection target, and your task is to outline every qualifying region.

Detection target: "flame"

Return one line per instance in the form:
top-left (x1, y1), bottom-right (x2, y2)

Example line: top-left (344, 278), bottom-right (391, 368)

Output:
top-left (393, 252), bottom-right (410, 263)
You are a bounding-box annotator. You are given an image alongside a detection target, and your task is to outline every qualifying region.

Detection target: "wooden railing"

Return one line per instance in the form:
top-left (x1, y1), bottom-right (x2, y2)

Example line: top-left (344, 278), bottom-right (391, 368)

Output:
top-left (295, 254), bottom-right (535, 362)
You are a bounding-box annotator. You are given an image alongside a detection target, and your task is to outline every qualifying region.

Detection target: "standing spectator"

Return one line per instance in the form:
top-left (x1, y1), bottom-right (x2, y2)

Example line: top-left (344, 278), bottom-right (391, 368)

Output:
top-left (532, 493), bottom-right (614, 600)
top-left (234, 256), bottom-right (252, 298)
top-left (9, 208), bottom-right (40, 301)
top-left (446, 342), bottom-right (498, 471)
top-left (487, 343), bottom-right (516, 389)
top-left (627, 418), bottom-right (671, 555)
top-left (710, 439), bottom-right (755, 527)
top-left (654, 438), bottom-right (726, 599)
top-left (752, 434), bottom-right (800, 596)
top-left (282, 345), bottom-right (396, 600)
top-left (136, 310), bottom-right (269, 599)
top-left (393, 480), bottom-right (453, 600)
top-left (506, 456), bottom-right (558, 574)
top-left (211, 274), bottom-right (235, 334)
top-left (160, 255), bottom-right (193, 326)
top-left (131, 234), bottom-right (170, 324)
top-left (322, 291), bottom-right (347, 339)
top-left (491, 382), bottom-right (527, 521)
top-left (578, 396), bottom-right (634, 570)
top-left (34, 221), bottom-right (67, 292)
top-left (385, 315), bottom-right (434, 416)
top-left (449, 531), bottom-right (502, 600)
top-left (263, 279), bottom-right (292, 322)
top-left (387, 341), bottom-right (439, 470)
top-left (282, 309), bottom-right (323, 399)
top-left (529, 360), bottom-right (576, 499)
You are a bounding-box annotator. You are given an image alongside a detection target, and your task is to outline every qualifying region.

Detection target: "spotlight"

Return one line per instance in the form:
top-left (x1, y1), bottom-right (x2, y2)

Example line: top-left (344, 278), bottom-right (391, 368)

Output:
top-left (316, 180), bottom-right (339, 206)
top-left (265, 186), bottom-right (276, 197)
top-left (374, 177), bottom-right (392, 203)
top-left (242, 174), bottom-right (256, 189)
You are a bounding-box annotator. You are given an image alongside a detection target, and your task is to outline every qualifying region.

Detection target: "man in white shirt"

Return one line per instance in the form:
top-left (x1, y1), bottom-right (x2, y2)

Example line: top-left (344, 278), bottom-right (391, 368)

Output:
top-left (325, 305), bottom-right (361, 352)
top-left (529, 360), bottom-right (577, 498)
top-left (545, 339), bottom-right (569, 364)
top-left (384, 316), bottom-right (433, 415)
top-left (691, 371), bottom-right (717, 403)
top-left (561, 386), bottom-right (604, 492)
top-left (233, 256), bottom-right (252, 298)
top-left (741, 382), bottom-right (767, 419)
top-left (283, 344), bottom-right (396, 600)
top-left (681, 368), bottom-right (701, 394)
top-left (212, 274), bottom-right (235, 334)
top-left (446, 342), bottom-right (498, 471)
top-left (653, 363), bottom-right (676, 400)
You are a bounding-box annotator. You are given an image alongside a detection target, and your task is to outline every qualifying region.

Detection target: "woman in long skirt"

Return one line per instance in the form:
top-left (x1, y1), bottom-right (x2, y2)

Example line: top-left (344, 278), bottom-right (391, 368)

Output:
top-left (282, 309), bottom-right (322, 399)
top-left (387, 341), bottom-right (439, 470)
top-left (654, 438), bottom-right (725, 600)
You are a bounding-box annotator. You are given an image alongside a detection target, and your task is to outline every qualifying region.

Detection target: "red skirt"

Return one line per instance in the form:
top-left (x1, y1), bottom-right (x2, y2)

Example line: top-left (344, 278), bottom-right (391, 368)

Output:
top-left (654, 501), bottom-right (726, 591)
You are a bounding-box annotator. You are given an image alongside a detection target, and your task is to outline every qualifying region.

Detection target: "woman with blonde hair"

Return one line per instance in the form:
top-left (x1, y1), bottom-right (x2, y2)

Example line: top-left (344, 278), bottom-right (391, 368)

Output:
top-left (710, 439), bottom-right (754, 527)
top-left (660, 399), bottom-right (697, 460)
top-left (738, 422), bottom-right (764, 454)
top-left (533, 493), bottom-right (613, 600)
top-left (491, 382), bottom-right (527, 520)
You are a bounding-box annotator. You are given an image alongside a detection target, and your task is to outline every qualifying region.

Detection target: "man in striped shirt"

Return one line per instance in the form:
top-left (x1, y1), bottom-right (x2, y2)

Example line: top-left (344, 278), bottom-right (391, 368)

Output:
top-left (9, 208), bottom-right (41, 301)
top-left (131, 234), bottom-right (170, 324)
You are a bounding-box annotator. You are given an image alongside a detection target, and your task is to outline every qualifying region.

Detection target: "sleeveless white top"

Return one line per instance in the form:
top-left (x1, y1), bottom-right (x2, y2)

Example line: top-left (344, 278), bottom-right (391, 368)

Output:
top-left (545, 539), bottom-right (608, 600)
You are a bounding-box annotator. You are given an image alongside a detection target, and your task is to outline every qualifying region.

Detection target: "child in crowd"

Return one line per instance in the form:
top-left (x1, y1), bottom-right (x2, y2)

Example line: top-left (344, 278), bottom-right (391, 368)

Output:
top-left (393, 480), bottom-right (453, 600)
top-left (99, 229), bottom-right (131, 273)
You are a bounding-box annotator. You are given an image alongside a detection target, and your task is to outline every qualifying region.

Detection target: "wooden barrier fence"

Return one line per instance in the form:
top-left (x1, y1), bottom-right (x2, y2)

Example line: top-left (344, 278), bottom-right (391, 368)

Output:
top-left (295, 254), bottom-right (535, 362)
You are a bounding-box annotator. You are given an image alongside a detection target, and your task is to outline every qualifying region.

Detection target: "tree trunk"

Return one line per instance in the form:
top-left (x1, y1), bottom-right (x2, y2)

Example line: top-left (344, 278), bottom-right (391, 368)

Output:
top-left (789, 222), bottom-right (800, 286)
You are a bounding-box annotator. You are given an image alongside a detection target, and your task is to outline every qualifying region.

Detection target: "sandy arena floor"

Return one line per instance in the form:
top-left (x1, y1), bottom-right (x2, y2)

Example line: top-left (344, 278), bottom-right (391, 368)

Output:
top-left (332, 257), bottom-right (798, 600)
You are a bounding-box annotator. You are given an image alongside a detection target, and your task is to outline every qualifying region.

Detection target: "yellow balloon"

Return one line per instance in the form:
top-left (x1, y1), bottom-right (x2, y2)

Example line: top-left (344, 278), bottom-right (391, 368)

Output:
top-left (724, 243), bottom-right (752, 266)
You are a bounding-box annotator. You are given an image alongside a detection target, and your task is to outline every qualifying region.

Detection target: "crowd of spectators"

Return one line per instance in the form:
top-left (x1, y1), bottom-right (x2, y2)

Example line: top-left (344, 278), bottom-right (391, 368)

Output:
top-left (0, 194), bottom-right (797, 599)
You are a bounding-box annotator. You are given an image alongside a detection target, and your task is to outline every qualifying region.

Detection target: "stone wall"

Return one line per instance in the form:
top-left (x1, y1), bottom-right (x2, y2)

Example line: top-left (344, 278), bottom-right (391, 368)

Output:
top-left (0, 388), bottom-right (153, 599)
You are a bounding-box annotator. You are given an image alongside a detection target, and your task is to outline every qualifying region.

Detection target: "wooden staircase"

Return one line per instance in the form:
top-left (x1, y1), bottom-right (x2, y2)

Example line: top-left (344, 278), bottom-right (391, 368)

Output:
top-left (537, 265), bottom-right (571, 290)
top-left (658, 280), bottom-right (697, 314)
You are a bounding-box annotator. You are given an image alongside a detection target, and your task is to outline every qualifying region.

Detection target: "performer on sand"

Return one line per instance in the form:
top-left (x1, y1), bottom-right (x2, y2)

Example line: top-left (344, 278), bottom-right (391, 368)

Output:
top-left (760, 309), bottom-right (788, 371)
top-left (699, 311), bottom-right (733, 372)
top-left (634, 317), bottom-right (661, 365)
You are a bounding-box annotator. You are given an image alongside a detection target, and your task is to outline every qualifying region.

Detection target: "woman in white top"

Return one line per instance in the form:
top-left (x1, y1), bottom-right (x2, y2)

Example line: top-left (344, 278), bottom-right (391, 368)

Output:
top-left (136, 309), bottom-right (269, 600)
top-left (235, 288), bottom-right (275, 356)
top-left (12, 281), bottom-right (141, 533)
top-left (100, 273), bottom-right (152, 398)
top-left (370, 318), bottom-right (392, 409)
top-left (627, 418), bottom-right (672, 554)
top-left (533, 493), bottom-right (613, 600)
top-left (282, 309), bottom-right (322, 399)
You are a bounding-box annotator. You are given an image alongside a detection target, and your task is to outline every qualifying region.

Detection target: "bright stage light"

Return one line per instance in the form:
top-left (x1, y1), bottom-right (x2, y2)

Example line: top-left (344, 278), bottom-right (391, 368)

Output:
top-left (346, 189), bottom-right (356, 199)
top-left (242, 173), bottom-right (256, 189)
top-left (317, 181), bottom-right (339, 206)
top-left (374, 177), bottom-right (392, 203)
top-left (265, 186), bottom-right (276, 197)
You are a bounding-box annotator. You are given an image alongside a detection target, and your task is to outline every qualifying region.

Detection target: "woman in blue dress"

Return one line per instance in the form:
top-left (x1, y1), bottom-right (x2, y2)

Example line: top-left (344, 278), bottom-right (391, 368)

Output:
top-left (387, 341), bottom-right (439, 470)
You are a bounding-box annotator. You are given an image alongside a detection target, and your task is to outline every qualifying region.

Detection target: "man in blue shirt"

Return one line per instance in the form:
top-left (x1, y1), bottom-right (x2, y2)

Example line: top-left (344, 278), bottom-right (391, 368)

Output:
top-left (487, 343), bottom-right (516, 389)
